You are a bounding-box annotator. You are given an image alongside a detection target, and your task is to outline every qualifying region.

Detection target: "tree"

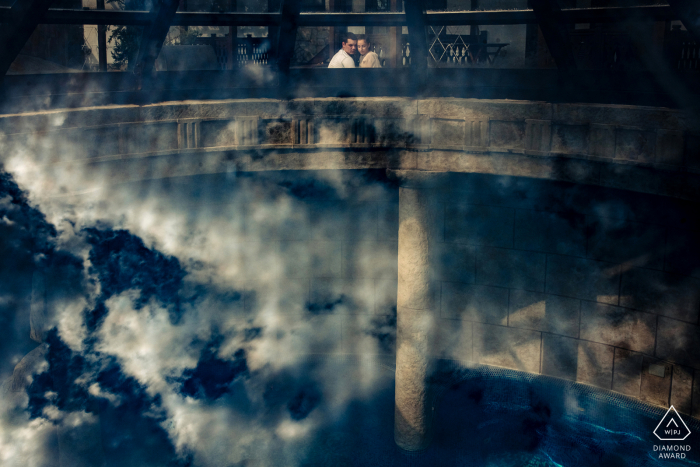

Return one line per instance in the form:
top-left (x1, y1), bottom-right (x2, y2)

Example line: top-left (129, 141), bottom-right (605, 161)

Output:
top-left (107, 0), bottom-right (222, 70)
top-left (107, 0), bottom-right (152, 70)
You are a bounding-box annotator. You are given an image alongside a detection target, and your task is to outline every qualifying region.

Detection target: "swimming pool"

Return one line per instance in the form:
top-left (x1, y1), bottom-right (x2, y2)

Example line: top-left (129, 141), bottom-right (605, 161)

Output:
top-left (300, 359), bottom-right (700, 467)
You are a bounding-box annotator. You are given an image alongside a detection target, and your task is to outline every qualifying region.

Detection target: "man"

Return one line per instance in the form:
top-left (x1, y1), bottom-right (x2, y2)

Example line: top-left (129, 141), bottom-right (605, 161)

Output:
top-left (328, 32), bottom-right (358, 68)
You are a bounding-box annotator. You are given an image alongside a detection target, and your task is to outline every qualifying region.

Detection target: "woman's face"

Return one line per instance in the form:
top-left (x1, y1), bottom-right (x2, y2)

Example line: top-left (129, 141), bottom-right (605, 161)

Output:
top-left (357, 40), bottom-right (370, 56)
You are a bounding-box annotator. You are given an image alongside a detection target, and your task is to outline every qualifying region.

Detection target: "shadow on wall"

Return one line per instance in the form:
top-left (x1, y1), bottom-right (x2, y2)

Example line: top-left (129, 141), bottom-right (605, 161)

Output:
top-left (1, 165), bottom-right (699, 466)
top-left (416, 170), bottom-right (700, 417)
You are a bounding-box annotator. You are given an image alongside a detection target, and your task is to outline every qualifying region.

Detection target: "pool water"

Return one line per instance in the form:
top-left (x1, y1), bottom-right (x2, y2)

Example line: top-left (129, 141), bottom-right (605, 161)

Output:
top-left (300, 361), bottom-right (700, 467)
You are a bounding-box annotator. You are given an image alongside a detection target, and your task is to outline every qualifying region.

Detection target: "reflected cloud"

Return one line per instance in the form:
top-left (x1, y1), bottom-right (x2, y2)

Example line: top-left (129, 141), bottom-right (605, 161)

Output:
top-left (0, 154), bottom-right (399, 466)
top-left (3, 95), bottom-right (700, 465)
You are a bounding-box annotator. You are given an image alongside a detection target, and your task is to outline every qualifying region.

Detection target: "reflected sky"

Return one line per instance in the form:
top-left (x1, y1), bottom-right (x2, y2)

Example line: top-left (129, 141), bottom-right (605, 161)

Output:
top-left (0, 166), bottom-right (402, 467)
top-left (1, 150), bottom-right (699, 465)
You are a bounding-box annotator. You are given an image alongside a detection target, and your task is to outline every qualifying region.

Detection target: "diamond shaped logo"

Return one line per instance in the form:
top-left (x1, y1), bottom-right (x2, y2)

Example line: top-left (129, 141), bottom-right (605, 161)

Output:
top-left (654, 406), bottom-right (691, 441)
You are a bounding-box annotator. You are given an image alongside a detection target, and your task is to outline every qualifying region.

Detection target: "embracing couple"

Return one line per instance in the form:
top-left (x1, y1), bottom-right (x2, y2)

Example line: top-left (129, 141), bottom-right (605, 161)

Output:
top-left (328, 32), bottom-right (381, 68)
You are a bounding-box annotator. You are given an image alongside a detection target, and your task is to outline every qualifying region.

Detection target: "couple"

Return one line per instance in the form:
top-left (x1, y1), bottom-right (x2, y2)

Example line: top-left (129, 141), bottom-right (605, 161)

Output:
top-left (328, 32), bottom-right (381, 68)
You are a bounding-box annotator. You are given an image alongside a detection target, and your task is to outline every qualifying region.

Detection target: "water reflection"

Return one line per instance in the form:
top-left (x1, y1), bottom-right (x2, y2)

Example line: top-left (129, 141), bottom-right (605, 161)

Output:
top-left (1, 167), bottom-right (699, 466)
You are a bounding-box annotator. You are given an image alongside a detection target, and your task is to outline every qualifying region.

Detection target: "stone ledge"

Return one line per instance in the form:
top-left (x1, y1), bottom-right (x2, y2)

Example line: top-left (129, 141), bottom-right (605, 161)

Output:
top-left (3, 98), bottom-right (699, 201)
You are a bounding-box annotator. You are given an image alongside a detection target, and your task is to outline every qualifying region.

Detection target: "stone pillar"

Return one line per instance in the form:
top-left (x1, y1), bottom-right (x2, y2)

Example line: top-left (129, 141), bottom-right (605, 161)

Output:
top-left (395, 185), bottom-right (439, 451)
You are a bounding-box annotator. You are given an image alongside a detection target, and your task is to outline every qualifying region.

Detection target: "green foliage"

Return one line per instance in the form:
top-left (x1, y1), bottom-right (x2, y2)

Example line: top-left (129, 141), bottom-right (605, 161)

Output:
top-left (108, 25), bottom-right (141, 70)
top-left (106, 0), bottom-right (224, 70)
top-left (107, 0), bottom-right (150, 70)
top-left (176, 28), bottom-right (202, 46)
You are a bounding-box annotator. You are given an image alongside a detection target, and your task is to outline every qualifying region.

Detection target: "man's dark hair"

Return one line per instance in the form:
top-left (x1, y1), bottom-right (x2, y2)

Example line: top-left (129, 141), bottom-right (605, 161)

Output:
top-left (356, 34), bottom-right (371, 47)
top-left (341, 32), bottom-right (358, 45)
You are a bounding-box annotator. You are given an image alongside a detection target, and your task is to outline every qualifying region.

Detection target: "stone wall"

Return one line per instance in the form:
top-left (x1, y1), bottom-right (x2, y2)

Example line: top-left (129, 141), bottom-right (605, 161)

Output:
top-left (394, 170), bottom-right (700, 420)
top-left (38, 168), bottom-right (693, 420)
top-left (1, 98), bottom-right (697, 201)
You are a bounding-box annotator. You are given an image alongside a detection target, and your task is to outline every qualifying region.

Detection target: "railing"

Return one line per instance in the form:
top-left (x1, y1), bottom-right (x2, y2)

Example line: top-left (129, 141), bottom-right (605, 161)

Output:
top-left (426, 27), bottom-right (504, 66)
top-left (0, 6), bottom-right (678, 26)
top-left (192, 35), bottom-right (270, 69)
top-left (177, 26), bottom-right (698, 71)
top-left (236, 38), bottom-right (270, 66)
top-left (550, 26), bottom-right (700, 71)
top-left (677, 40), bottom-right (700, 70)
top-left (666, 26), bottom-right (699, 71)
top-left (569, 30), bottom-right (639, 70)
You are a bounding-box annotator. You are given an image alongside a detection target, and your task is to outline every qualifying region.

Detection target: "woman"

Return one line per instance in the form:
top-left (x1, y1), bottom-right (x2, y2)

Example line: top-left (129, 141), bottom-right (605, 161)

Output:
top-left (357, 35), bottom-right (381, 68)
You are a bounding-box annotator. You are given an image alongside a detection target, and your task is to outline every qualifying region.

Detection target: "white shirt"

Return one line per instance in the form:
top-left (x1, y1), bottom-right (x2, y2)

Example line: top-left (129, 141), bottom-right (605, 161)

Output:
top-left (328, 49), bottom-right (356, 68)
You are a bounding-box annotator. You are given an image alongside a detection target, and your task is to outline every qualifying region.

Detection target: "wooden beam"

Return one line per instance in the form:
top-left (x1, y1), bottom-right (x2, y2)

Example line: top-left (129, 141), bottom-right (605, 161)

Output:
top-left (404, 0), bottom-right (428, 87)
top-left (227, 0), bottom-right (237, 70)
top-left (267, 0), bottom-right (282, 70)
top-left (0, 7), bottom-right (152, 26)
top-left (132, 0), bottom-right (180, 79)
top-left (327, 0), bottom-right (335, 66)
top-left (529, 0), bottom-right (576, 72)
top-left (667, 0), bottom-right (700, 43)
top-left (97, 0), bottom-right (107, 72)
top-left (0, 0), bottom-right (55, 78)
top-left (387, 0), bottom-right (399, 68)
top-left (0, 6), bottom-right (678, 27)
top-left (558, 6), bottom-right (675, 25)
top-left (227, 27), bottom-right (236, 70)
top-left (276, 0), bottom-right (301, 75)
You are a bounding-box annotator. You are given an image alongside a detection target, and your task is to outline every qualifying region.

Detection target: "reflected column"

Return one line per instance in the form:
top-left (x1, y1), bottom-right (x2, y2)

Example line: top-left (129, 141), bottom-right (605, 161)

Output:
top-left (395, 183), bottom-right (438, 451)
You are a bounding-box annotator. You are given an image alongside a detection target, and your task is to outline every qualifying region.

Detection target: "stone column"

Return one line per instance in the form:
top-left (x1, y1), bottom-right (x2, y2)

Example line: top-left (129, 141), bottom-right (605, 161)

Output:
top-left (395, 185), bottom-right (439, 451)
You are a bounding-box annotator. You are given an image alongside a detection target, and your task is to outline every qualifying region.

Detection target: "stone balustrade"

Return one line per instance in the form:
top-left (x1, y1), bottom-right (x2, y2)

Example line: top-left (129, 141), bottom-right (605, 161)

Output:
top-left (1, 98), bottom-right (699, 200)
